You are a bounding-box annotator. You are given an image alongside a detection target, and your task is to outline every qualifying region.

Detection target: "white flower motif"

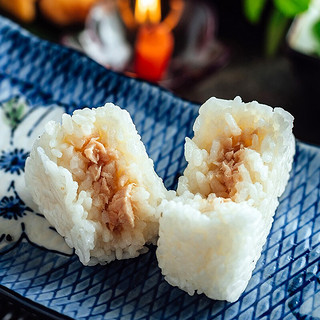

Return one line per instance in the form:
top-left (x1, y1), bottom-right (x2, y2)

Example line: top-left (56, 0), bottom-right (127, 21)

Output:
top-left (0, 95), bottom-right (73, 255)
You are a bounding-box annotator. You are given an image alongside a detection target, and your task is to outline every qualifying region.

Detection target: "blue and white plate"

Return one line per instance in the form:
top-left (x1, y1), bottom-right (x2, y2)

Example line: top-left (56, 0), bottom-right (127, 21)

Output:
top-left (0, 16), bottom-right (319, 320)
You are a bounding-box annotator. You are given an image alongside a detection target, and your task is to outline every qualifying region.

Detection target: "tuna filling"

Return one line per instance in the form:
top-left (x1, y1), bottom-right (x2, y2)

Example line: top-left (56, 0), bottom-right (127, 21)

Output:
top-left (81, 137), bottom-right (135, 232)
top-left (208, 130), bottom-right (257, 199)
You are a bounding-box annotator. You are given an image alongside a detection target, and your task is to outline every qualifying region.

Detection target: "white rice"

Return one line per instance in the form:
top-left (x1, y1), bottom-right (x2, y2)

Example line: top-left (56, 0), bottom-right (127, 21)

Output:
top-left (156, 96), bottom-right (295, 302)
top-left (25, 103), bottom-right (168, 265)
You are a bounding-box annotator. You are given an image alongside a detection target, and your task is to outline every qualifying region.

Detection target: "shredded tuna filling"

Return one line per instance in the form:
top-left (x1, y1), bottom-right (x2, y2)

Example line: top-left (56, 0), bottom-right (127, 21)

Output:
top-left (208, 131), bottom-right (256, 199)
top-left (78, 137), bottom-right (135, 232)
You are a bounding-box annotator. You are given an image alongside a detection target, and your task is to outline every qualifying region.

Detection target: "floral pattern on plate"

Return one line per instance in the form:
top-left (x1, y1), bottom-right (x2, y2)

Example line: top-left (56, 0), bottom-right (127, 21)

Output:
top-left (0, 96), bottom-right (73, 255)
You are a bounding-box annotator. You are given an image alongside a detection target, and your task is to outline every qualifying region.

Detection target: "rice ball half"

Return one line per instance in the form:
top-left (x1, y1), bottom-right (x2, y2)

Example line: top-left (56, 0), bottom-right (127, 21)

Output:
top-left (156, 96), bottom-right (295, 302)
top-left (25, 103), bottom-right (167, 265)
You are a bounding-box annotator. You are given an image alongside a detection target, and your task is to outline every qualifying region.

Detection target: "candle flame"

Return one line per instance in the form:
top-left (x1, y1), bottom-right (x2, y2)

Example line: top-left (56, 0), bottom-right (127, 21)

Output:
top-left (134, 0), bottom-right (161, 25)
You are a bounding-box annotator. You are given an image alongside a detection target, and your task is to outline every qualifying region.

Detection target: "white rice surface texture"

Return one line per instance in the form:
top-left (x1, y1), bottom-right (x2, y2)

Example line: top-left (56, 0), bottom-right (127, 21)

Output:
top-left (156, 96), bottom-right (295, 302)
top-left (25, 103), bottom-right (168, 265)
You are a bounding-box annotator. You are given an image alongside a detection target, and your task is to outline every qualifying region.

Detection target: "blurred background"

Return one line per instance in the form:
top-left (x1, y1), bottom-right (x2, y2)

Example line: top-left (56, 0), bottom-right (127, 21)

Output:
top-left (0, 0), bottom-right (319, 145)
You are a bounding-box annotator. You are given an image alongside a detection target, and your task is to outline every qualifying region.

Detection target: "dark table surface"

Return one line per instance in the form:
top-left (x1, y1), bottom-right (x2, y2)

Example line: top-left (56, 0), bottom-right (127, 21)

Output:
top-left (175, 53), bottom-right (320, 146)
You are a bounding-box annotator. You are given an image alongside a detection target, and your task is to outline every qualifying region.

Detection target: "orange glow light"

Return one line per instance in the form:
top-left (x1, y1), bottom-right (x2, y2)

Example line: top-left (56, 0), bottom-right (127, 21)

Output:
top-left (134, 0), bottom-right (161, 25)
top-left (134, 23), bottom-right (174, 81)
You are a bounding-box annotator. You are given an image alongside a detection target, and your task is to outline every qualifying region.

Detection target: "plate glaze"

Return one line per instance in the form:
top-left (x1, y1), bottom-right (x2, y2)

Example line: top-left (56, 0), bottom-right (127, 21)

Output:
top-left (0, 16), bottom-right (320, 320)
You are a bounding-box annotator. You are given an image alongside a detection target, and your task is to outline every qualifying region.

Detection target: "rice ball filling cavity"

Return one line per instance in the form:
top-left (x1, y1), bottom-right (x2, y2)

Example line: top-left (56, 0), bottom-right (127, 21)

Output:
top-left (68, 135), bottom-right (135, 233)
top-left (206, 129), bottom-right (262, 199)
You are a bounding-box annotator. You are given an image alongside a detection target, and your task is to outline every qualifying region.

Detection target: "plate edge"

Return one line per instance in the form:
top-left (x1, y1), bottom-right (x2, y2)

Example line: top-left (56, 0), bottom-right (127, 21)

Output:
top-left (0, 284), bottom-right (73, 320)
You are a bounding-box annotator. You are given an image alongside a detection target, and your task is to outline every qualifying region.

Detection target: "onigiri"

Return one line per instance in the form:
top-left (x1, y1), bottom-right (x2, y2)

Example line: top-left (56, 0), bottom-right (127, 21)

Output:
top-left (156, 96), bottom-right (295, 302)
top-left (25, 103), bottom-right (167, 265)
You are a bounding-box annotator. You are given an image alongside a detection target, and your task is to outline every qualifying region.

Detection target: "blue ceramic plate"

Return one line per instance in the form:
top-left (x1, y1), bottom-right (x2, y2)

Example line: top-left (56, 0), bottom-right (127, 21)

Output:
top-left (0, 16), bottom-right (319, 320)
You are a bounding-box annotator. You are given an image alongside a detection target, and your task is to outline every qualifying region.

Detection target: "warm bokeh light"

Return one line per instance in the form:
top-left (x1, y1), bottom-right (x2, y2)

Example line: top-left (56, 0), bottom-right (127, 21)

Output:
top-left (134, 0), bottom-right (161, 25)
